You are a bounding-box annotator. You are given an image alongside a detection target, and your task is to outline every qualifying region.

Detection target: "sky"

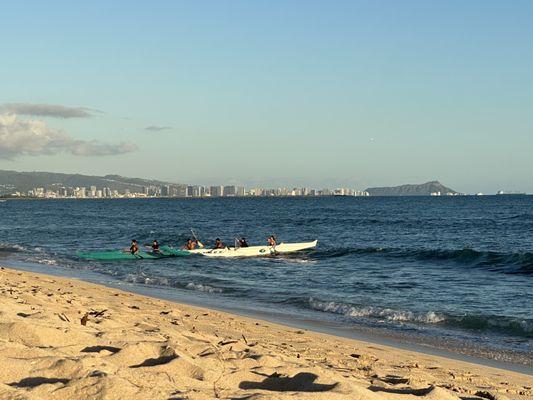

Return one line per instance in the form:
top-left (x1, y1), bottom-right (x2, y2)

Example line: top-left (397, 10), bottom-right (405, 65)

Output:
top-left (1, 1), bottom-right (532, 193)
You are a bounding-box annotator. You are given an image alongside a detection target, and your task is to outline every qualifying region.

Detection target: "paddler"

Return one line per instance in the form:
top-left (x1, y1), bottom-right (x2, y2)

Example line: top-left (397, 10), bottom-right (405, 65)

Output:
top-left (213, 238), bottom-right (224, 249)
top-left (151, 240), bottom-right (160, 253)
top-left (185, 238), bottom-right (197, 250)
top-left (129, 239), bottom-right (139, 254)
top-left (267, 235), bottom-right (277, 247)
top-left (238, 237), bottom-right (249, 247)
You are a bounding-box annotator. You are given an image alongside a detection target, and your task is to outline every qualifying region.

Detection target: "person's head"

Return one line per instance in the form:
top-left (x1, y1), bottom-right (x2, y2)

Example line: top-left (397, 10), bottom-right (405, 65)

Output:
top-left (215, 238), bottom-right (220, 242)
top-left (153, 240), bottom-right (158, 244)
top-left (132, 239), bottom-right (137, 244)
top-left (187, 238), bottom-right (192, 243)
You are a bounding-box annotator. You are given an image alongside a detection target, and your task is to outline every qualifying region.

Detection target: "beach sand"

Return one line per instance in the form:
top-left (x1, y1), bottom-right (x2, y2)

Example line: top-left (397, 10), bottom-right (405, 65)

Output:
top-left (0, 266), bottom-right (531, 400)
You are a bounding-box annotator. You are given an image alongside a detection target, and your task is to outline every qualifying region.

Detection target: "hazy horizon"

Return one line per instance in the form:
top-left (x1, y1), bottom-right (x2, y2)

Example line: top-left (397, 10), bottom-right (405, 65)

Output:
top-left (1, 1), bottom-right (532, 194)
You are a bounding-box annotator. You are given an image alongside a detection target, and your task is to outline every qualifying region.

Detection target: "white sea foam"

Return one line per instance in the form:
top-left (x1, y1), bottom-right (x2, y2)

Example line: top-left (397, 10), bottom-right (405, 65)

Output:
top-left (123, 274), bottom-right (169, 286)
top-left (186, 282), bottom-right (222, 293)
top-left (308, 298), bottom-right (445, 324)
top-left (36, 258), bottom-right (58, 266)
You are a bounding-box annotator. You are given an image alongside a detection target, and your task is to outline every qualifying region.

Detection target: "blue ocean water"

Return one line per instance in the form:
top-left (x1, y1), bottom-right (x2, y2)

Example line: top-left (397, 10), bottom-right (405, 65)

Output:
top-left (0, 196), bottom-right (532, 367)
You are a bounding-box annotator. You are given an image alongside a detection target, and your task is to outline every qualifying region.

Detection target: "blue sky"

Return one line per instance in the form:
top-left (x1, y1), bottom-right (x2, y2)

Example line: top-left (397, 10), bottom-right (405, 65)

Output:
top-left (0, 1), bottom-right (532, 193)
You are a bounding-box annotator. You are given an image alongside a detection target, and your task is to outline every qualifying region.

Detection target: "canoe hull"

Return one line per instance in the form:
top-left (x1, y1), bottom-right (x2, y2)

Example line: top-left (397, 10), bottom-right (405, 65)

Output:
top-left (189, 240), bottom-right (318, 258)
top-left (77, 248), bottom-right (190, 260)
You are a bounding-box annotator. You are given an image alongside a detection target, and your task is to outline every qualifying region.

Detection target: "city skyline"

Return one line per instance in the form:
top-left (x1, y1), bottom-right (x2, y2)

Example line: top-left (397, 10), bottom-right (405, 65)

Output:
top-left (1, 2), bottom-right (532, 193)
top-left (21, 184), bottom-right (370, 199)
top-left (2, 169), bottom-right (519, 197)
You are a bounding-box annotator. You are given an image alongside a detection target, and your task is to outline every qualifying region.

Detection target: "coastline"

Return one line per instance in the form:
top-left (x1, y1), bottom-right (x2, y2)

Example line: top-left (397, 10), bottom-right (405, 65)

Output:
top-left (0, 266), bottom-right (531, 399)
top-left (5, 259), bottom-right (532, 374)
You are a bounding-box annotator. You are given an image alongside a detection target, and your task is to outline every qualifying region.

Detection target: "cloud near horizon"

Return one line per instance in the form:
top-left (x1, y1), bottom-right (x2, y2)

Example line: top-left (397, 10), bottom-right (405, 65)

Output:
top-left (0, 114), bottom-right (137, 159)
top-left (0, 103), bottom-right (96, 118)
top-left (145, 125), bottom-right (172, 132)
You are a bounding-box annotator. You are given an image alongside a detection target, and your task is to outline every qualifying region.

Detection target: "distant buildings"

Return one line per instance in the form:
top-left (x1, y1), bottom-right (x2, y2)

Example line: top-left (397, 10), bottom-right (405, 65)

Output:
top-left (17, 184), bottom-right (370, 199)
top-left (17, 184), bottom-right (524, 199)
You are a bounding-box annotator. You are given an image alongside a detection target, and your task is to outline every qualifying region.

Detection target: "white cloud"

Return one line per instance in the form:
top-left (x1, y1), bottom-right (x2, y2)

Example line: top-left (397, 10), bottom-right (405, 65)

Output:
top-left (0, 103), bottom-right (96, 118)
top-left (0, 114), bottom-right (137, 159)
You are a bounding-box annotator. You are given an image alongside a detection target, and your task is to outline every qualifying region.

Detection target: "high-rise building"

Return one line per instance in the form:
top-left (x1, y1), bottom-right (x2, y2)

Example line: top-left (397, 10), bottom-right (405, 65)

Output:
top-left (187, 185), bottom-right (197, 197)
top-left (223, 185), bottom-right (236, 197)
top-left (76, 187), bottom-right (87, 198)
top-left (248, 188), bottom-right (262, 196)
top-left (210, 186), bottom-right (223, 197)
top-left (177, 185), bottom-right (187, 197)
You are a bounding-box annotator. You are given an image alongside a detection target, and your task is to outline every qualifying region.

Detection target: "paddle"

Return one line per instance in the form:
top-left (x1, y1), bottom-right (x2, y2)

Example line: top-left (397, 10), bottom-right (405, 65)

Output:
top-left (190, 228), bottom-right (205, 248)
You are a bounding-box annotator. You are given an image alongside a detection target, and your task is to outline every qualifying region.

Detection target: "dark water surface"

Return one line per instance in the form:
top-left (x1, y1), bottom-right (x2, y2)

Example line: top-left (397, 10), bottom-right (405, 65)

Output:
top-left (1, 196), bottom-right (531, 369)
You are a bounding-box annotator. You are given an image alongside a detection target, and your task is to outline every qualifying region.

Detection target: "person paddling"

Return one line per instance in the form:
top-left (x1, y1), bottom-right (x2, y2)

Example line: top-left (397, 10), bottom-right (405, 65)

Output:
top-left (151, 240), bottom-right (160, 253)
top-left (238, 237), bottom-right (249, 247)
top-left (129, 239), bottom-right (139, 254)
top-left (213, 238), bottom-right (224, 249)
top-left (267, 235), bottom-right (277, 247)
top-left (185, 238), bottom-right (197, 250)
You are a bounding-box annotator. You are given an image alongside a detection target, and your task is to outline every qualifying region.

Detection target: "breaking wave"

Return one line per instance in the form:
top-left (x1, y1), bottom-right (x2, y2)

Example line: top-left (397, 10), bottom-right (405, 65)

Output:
top-left (0, 243), bottom-right (26, 253)
top-left (307, 298), bottom-right (533, 338)
top-left (308, 298), bottom-right (445, 324)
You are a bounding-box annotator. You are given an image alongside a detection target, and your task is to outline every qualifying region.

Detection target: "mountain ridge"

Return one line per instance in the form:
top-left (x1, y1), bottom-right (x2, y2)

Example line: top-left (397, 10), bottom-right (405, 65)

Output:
top-left (0, 169), bottom-right (183, 194)
top-left (365, 181), bottom-right (458, 196)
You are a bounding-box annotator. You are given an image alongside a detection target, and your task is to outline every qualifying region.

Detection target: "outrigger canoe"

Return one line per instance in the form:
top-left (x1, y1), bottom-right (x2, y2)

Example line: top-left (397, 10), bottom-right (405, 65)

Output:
top-left (188, 240), bottom-right (318, 258)
top-left (76, 248), bottom-right (190, 260)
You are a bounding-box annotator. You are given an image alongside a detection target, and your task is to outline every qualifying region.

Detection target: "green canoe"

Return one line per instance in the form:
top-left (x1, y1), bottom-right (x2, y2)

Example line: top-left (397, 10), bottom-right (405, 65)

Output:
top-left (77, 247), bottom-right (190, 260)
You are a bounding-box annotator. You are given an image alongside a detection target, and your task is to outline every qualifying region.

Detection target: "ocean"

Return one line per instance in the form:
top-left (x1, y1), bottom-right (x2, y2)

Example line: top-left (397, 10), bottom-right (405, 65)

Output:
top-left (0, 196), bottom-right (531, 370)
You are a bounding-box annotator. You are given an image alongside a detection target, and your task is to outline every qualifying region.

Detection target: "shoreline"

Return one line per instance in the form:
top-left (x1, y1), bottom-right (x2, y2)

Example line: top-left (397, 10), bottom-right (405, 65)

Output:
top-left (0, 266), bottom-right (531, 399)
top-left (4, 259), bottom-right (532, 375)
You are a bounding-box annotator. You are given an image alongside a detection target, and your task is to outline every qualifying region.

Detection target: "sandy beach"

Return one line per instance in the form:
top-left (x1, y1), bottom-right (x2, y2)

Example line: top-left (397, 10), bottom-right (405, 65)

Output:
top-left (0, 266), bottom-right (531, 400)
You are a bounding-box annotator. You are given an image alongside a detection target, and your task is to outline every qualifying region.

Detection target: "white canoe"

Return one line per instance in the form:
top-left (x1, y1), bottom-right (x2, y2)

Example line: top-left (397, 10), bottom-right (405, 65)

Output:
top-left (189, 240), bottom-right (318, 258)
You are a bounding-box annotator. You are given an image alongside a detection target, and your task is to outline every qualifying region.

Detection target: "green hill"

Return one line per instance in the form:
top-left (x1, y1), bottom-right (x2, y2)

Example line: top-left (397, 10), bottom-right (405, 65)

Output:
top-left (0, 169), bottom-right (183, 194)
